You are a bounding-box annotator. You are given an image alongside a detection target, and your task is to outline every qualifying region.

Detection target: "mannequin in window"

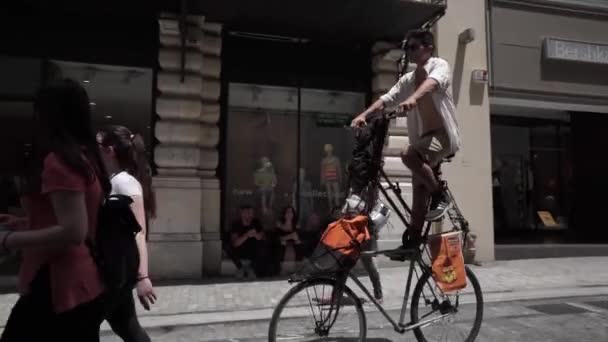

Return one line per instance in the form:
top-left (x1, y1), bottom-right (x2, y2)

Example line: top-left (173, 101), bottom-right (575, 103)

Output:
top-left (320, 144), bottom-right (342, 209)
top-left (254, 156), bottom-right (277, 215)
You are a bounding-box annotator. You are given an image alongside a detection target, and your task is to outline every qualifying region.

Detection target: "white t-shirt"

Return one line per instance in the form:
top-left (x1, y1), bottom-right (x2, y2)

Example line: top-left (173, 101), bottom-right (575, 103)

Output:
top-left (380, 57), bottom-right (461, 155)
top-left (110, 171), bottom-right (143, 197)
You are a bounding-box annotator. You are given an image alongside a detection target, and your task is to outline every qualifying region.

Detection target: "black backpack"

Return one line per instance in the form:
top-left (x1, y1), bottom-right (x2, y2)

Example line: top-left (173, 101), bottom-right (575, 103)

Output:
top-left (88, 194), bottom-right (141, 290)
top-left (347, 114), bottom-right (390, 212)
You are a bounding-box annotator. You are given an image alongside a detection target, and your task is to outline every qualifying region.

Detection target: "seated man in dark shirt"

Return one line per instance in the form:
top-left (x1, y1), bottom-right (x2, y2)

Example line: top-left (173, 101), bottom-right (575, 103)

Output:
top-left (230, 204), bottom-right (267, 278)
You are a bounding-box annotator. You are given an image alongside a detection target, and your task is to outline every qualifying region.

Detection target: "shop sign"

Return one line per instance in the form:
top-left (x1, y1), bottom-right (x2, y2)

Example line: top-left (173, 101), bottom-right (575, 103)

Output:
top-left (544, 38), bottom-right (608, 65)
top-left (315, 113), bottom-right (352, 128)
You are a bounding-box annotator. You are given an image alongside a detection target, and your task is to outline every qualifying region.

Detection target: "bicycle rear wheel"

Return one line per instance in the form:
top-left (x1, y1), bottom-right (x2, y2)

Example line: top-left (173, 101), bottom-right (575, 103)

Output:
top-left (268, 278), bottom-right (366, 341)
top-left (410, 266), bottom-right (483, 342)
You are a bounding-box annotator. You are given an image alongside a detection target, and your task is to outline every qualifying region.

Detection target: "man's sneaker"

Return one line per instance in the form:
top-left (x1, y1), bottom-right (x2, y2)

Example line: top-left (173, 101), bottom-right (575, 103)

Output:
top-left (385, 241), bottom-right (419, 261)
top-left (426, 191), bottom-right (453, 221)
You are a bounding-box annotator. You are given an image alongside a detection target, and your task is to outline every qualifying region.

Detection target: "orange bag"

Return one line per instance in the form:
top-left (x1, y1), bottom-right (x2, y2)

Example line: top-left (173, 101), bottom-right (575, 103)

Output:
top-left (320, 215), bottom-right (371, 258)
top-left (298, 216), bottom-right (371, 275)
top-left (428, 231), bottom-right (467, 293)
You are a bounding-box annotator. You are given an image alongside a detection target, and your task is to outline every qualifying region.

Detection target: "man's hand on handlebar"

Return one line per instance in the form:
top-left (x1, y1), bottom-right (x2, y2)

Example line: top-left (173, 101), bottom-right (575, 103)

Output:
top-left (350, 114), bottom-right (367, 128)
top-left (397, 96), bottom-right (417, 112)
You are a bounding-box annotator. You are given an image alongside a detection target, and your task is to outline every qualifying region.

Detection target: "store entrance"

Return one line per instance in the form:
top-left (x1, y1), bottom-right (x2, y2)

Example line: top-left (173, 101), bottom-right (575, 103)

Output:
top-left (571, 112), bottom-right (608, 242)
top-left (491, 116), bottom-right (573, 244)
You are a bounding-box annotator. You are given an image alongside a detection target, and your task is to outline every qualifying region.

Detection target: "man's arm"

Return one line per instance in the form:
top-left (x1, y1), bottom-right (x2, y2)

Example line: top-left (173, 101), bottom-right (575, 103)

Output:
top-left (351, 75), bottom-right (408, 126)
top-left (400, 58), bottom-right (451, 110)
top-left (231, 230), bottom-right (251, 248)
top-left (351, 99), bottom-right (385, 127)
top-left (408, 78), bottom-right (439, 102)
top-left (398, 78), bottom-right (436, 111)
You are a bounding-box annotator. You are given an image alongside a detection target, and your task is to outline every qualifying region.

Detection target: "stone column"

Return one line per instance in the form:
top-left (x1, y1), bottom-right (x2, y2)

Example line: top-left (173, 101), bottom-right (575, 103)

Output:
top-left (436, 0), bottom-right (494, 261)
top-left (149, 14), bottom-right (223, 279)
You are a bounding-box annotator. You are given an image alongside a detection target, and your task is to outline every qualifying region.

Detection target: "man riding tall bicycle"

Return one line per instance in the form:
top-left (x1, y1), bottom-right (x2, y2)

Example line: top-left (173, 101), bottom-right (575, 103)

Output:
top-left (351, 29), bottom-right (461, 251)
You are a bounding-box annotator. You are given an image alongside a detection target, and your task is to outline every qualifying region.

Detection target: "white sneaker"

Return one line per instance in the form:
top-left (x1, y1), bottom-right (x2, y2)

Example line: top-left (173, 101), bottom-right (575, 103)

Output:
top-left (426, 192), bottom-right (453, 221)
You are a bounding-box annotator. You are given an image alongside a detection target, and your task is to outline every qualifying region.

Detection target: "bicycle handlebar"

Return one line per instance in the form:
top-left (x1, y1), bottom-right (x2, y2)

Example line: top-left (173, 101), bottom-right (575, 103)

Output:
top-left (344, 110), bottom-right (402, 130)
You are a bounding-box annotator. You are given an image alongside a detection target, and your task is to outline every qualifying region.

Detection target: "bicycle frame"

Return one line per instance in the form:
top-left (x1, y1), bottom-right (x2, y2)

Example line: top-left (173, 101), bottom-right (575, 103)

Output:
top-left (348, 253), bottom-right (442, 334)
top-left (343, 111), bottom-right (470, 333)
top-left (345, 164), bottom-right (468, 334)
top-left (293, 111), bottom-right (472, 335)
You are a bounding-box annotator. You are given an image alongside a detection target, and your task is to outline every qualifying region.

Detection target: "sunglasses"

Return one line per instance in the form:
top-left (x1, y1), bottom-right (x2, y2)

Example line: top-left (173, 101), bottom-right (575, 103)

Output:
top-left (405, 43), bottom-right (422, 52)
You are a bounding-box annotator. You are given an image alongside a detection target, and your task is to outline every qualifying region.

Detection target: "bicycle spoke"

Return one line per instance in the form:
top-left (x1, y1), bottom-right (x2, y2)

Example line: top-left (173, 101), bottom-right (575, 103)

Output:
top-left (305, 287), bottom-right (320, 327)
top-left (270, 279), bottom-right (365, 341)
top-left (411, 267), bottom-right (483, 342)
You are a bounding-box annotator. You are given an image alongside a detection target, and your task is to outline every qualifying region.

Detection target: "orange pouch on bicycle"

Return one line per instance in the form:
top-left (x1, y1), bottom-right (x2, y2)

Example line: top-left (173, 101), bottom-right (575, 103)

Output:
top-left (321, 216), bottom-right (370, 259)
top-left (429, 231), bottom-right (467, 293)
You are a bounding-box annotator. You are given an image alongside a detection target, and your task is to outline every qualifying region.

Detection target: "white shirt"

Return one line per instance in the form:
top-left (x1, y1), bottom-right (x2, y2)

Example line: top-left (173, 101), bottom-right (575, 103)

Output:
top-left (380, 57), bottom-right (461, 155)
top-left (110, 171), bottom-right (143, 197)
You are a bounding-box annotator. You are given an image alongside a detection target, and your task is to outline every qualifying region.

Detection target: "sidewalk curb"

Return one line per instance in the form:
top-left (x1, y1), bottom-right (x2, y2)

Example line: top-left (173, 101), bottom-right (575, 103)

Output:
top-left (112, 285), bottom-right (608, 331)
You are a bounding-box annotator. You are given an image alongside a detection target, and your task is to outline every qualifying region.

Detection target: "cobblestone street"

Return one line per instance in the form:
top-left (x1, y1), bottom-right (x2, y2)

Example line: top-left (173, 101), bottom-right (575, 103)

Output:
top-left (1, 257), bottom-right (607, 340)
top-left (101, 295), bottom-right (608, 341)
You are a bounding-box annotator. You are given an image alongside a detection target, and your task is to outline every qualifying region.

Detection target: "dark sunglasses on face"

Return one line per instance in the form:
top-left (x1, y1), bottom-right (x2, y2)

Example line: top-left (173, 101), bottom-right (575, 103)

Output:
top-left (406, 43), bottom-right (422, 52)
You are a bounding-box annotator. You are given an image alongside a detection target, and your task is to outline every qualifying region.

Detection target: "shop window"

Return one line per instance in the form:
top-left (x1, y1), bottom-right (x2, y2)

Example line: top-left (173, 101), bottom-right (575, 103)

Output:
top-left (0, 56), bottom-right (154, 274)
top-left (0, 56), bottom-right (41, 214)
top-left (0, 56), bottom-right (41, 275)
top-left (224, 83), bottom-right (364, 261)
top-left (492, 117), bottom-right (572, 243)
top-left (48, 61), bottom-right (154, 149)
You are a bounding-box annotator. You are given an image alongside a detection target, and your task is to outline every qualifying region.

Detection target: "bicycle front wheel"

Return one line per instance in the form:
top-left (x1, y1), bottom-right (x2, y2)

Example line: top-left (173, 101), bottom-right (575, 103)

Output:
top-left (410, 266), bottom-right (484, 342)
top-left (268, 278), bottom-right (366, 341)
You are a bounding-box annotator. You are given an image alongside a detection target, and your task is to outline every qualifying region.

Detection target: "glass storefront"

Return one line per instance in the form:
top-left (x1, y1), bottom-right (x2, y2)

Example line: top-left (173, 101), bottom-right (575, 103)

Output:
top-left (221, 32), bottom-right (371, 263)
top-left (225, 83), bottom-right (365, 256)
top-left (0, 56), bottom-right (154, 274)
top-left (491, 115), bottom-right (572, 243)
top-left (0, 56), bottom-right (40, 221)
top-left (48, 61), bottom-right (154, 148)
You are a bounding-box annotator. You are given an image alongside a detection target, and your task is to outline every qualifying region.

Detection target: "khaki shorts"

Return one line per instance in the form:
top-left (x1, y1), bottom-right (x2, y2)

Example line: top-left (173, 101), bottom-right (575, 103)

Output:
top-left (410, 129), bottom-right (452, 167)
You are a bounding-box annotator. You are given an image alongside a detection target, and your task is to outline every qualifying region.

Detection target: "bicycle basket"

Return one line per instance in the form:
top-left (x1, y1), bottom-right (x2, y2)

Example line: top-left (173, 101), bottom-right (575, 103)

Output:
top-left (296, 215), bottom-right (371, 276)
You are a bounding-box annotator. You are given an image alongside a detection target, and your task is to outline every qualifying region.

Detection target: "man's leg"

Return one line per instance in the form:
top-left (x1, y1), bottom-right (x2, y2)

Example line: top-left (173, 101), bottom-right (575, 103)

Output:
top-left (361, 236), bottom-right (382, 301)
top-left (402, 136), bottom-right (452, 221)
top-left (234, 242), bottom-right (256, 278)
top-left (407, 175), bottom-right (431, 245)
top-left (401, 145), bottom-right (440, 196)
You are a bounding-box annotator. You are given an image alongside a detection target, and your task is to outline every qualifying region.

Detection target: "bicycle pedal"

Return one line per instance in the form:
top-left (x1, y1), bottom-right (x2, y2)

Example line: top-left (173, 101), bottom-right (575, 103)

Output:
top-left (389, 254), bottom-right (407, 262)
top-left (384, 248), bottom-right (413, 262)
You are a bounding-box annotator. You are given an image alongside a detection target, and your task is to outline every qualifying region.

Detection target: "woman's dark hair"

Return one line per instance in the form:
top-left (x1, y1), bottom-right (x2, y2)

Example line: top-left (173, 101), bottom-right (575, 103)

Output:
top-left (23, 78), bottom-right (110, 195)
top-left (406, 29), bottom-right (435, 48)
top-left (279, 206), bottom-right (298, 227)
top-left (98, 126), bottom-right (157, 219)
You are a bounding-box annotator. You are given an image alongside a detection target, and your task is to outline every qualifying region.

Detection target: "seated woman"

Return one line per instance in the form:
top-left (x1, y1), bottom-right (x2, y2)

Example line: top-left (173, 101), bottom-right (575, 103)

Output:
top-left (276, 206), bottom-right (304, 262)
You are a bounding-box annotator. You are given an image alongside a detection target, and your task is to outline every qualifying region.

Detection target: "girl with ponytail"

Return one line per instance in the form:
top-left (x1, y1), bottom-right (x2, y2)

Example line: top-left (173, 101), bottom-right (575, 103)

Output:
top-left (97, 126), bottom-right (156, 342)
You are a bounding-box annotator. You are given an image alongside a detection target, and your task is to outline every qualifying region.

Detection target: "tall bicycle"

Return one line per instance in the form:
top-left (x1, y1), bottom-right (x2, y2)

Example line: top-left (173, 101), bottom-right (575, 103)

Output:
top-left (268, 111), bottom-right (483, 341)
